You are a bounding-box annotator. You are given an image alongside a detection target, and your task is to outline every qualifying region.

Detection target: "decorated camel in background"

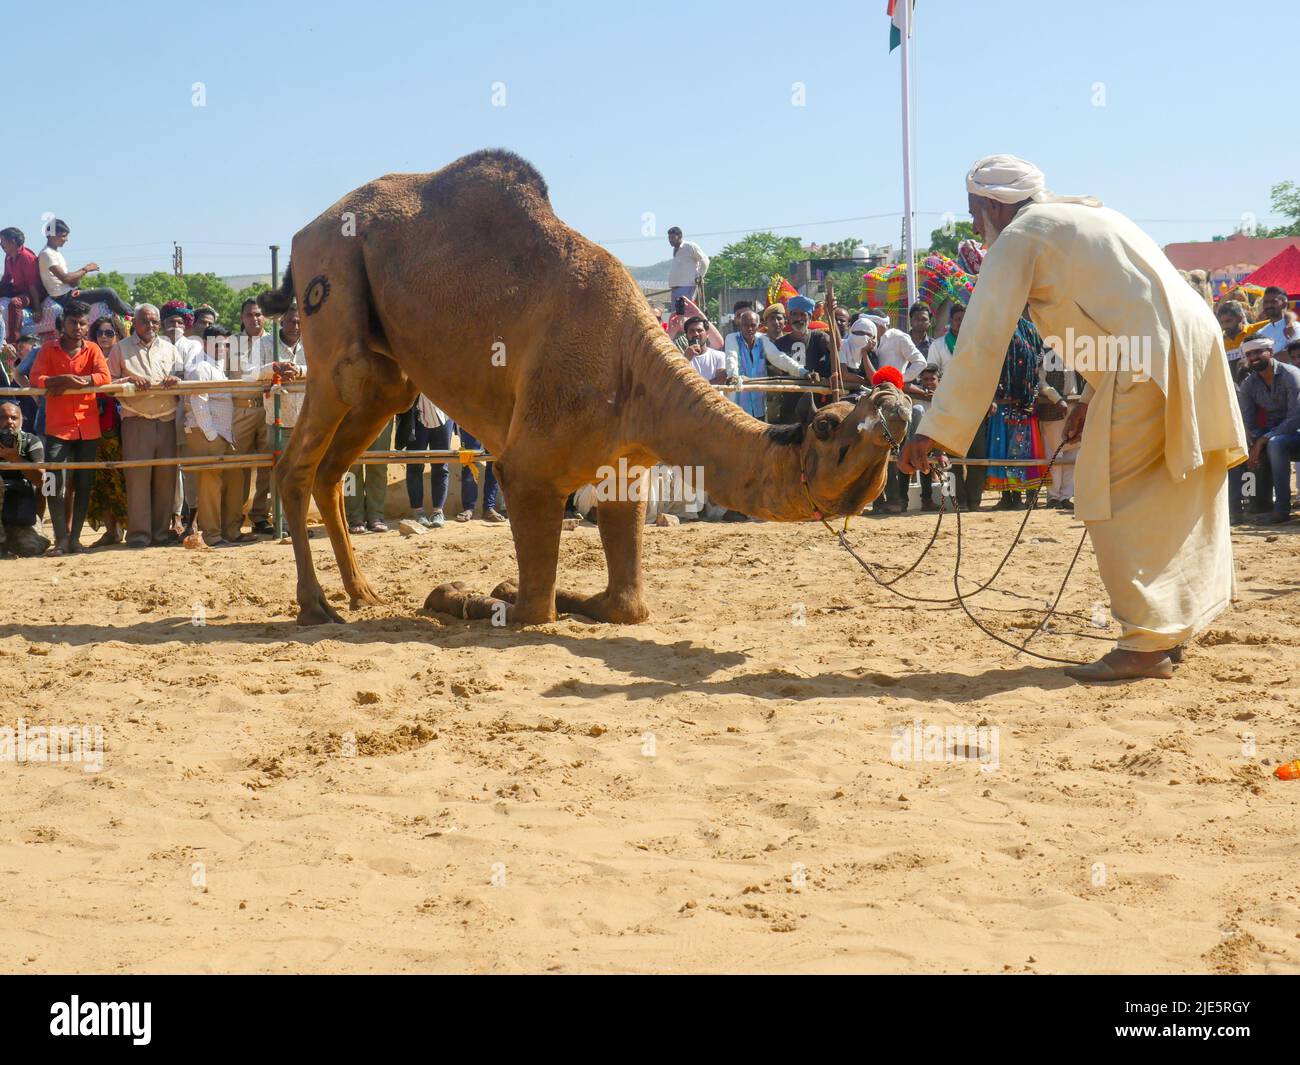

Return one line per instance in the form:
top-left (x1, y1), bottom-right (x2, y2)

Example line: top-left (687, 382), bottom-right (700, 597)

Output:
top-left (259, 149), bottom-right (910, 626)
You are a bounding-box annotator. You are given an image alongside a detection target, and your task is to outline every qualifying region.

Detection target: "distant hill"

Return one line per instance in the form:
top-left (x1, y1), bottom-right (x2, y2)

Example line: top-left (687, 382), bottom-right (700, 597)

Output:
top-left (624, 259), bottom-right (672, 287)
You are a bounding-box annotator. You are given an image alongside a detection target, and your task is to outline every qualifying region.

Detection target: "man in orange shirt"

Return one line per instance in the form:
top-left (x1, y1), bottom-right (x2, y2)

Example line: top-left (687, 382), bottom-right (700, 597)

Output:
top-left (29, 299), bottom-right (110, 554)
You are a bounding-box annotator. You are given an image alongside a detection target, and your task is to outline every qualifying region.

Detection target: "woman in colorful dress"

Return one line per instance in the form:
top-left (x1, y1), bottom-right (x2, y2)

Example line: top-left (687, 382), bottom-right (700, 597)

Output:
top-left (85, 314), bottom-right (129, 546)
top-left (985, 316), bottom-right (1048, 510)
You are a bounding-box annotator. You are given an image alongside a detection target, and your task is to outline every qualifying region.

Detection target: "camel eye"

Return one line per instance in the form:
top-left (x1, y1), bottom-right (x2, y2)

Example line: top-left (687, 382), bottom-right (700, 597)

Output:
top-left (812, 415), bottom-right (841, 440)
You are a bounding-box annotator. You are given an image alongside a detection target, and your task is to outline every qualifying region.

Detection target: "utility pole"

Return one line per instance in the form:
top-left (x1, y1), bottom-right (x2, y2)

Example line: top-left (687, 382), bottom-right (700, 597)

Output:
top-left (172, 242), bottom-right (184, 276)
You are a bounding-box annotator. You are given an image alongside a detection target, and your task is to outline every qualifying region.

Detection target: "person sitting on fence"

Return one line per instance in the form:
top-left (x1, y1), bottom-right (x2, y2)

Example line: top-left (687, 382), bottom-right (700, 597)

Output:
top-left (36, 219), bottom-right (134, 318)
top-left (0, 401), bottom-right (50, 558)
top-left (182, 326), bottom-right (246, 546)
top-left (108, 304), bottom-right (185, 548)
top-left (0, 227), bottom-right (42, 344)
top-left (29, 299), bottom-right (110, 554)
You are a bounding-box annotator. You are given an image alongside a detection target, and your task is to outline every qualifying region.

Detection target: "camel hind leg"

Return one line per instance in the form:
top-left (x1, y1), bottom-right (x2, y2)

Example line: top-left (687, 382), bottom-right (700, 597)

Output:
top-left (275, 385), bottom-right (349, 625)
top-left (312, 389), bottom-right (412, 610)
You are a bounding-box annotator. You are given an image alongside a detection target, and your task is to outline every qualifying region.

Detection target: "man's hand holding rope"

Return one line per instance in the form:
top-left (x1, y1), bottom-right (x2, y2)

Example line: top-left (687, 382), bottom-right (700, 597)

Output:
top-left (898, 435), bottom-right (937, 475)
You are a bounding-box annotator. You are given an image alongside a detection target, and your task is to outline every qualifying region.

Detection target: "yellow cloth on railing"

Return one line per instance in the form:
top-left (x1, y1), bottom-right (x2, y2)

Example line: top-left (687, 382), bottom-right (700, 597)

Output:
top-left (459, 450), bottom-right (480, 482)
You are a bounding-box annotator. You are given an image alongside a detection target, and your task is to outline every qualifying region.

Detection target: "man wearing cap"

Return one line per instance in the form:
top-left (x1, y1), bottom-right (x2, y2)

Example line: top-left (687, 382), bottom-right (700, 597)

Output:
top-left (900, 155), bottom-right (1247, 682)
top-left (1235, 336), bottom-right (1300, 525)
top-left (771, 296), bottom-right (828, 422)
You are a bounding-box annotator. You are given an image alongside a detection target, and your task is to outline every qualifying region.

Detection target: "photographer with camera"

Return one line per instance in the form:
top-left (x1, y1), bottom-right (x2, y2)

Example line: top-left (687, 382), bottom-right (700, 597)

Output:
top-left (0, 401), bottom-right (50, 558)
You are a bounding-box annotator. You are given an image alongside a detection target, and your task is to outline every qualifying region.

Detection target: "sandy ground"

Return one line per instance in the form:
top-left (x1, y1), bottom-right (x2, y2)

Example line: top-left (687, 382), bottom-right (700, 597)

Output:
top-left (1, 504), bottom-right (1298, 974)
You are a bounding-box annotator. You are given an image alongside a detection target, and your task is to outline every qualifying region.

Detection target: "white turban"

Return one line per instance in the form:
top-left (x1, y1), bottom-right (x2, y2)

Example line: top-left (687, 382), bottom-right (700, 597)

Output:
top-left (839, 318), bottom-right (877, 369)
top-left (1241, 336), bottom-right (1274, 354)
top-left (966, 154), bottom-right (1102, 208)
top-left (865, 314), bottom-right (890, 332)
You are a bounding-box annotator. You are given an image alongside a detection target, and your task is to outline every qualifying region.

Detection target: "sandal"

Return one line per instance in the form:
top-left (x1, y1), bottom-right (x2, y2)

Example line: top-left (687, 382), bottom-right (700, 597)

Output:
top-left (455, 510), bottom-right (473, 523)
top-left (368, 520), bottom-right (389, 533)
top-left (349, 523), bottom-right (367, 534)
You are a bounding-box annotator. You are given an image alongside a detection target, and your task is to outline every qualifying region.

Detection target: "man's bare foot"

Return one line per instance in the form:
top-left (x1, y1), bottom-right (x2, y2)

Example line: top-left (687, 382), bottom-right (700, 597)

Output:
top-left (1064, 648), bottom-right (1175, 682)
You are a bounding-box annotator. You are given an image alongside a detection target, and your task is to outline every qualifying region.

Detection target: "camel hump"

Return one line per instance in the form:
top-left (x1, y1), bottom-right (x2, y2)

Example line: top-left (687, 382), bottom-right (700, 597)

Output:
top-left (415, 148), bottom-right (551, 213)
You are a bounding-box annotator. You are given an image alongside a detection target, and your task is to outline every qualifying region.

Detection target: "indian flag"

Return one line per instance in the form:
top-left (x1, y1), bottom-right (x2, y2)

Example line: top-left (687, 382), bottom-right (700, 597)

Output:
top-left (888, 0), bottom-right (915, 51)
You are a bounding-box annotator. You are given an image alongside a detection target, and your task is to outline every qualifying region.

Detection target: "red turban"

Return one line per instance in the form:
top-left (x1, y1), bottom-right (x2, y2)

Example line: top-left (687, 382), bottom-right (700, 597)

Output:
top-left (872, 366), bottom-right (905, 390)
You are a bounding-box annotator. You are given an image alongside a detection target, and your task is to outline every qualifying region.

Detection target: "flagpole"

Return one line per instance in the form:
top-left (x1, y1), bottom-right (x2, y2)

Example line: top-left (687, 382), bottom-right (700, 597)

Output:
top-left (900, 0), bottom-right (917, 311)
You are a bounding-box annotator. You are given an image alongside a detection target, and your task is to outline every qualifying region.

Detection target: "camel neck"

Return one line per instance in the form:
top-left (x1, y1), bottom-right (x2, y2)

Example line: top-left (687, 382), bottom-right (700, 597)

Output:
top-left (620, 320), bottom-right (809, 521)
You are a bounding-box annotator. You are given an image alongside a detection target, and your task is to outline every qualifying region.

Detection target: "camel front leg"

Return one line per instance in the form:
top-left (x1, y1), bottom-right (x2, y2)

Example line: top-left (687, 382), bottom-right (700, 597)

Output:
top-left (492, 498), bottom-right (650, 623)
top-left (425, 480), bottom-right (565, 625)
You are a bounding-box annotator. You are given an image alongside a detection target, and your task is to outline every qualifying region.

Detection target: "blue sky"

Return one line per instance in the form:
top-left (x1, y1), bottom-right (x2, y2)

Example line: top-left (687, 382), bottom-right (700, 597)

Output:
top-left (10, 0), bottom-right (1293, 277)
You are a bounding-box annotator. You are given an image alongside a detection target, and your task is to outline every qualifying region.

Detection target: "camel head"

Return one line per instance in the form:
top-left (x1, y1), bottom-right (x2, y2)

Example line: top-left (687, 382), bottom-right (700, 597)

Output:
top-left (795, 384), bottom-right (912, 519)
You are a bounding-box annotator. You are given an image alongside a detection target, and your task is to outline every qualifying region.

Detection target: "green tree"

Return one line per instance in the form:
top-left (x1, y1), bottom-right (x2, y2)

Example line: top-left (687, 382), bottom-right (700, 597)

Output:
top-left (1263, 180), bottom-right (1300, 237)
top-left (807, 236), bottom-right (864, 259)
top-left (824, 269), bottom-right (865, 308)
top-left (131, 271), bottom-right (187, 308)
top-left (926, 219), bottom-right (976, 258)
top-left (183, 272), bottom-right (238, 325)
top-left (707, 232), bottom-right (807, 297)
top-left (80, 269), bottom-right (132, 303)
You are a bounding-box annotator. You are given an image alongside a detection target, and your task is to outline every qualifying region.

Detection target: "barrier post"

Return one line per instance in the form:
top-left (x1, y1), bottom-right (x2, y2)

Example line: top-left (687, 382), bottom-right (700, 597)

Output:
top-left (270, 244), bottom-right (284, 539)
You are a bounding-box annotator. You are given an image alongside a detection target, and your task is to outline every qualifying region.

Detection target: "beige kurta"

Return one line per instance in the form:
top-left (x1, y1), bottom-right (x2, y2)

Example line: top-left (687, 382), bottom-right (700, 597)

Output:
top-left (919, 202), bottom-right (1248, 651)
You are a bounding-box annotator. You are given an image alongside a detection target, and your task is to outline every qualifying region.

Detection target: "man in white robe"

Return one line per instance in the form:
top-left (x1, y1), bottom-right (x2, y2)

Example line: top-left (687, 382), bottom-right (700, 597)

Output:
top-left (899, 155), bottom-right (1247, 682)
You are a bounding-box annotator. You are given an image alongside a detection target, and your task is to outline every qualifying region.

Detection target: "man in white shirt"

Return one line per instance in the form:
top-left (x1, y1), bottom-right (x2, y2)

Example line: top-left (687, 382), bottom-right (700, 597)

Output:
top-left (927, 303), bottom-right (964, 376)
top-left (1257, 286), bottom-right (1300, 355)
top-left (683, 316), bottom-right (726, 382)
top-left (162, 301), bottom-right (208, 535)
top-left (867, 313), bottom-right (926, 381)
top-left (266, 304), bottom-right (307, 430)
top-left (667, 227), bottom-right (709, 305)
top-left (107, 304), bottom-right (185, 547)
top-left (182, 329), bottom-right (245, 546)
top-left (233, 297), bottom-right (276, 534)
top-left (37, 219), bottom-right (134, 316)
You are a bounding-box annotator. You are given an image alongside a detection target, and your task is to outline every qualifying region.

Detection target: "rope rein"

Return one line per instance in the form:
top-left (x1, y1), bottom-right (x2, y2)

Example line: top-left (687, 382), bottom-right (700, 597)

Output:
top-left (802, 416), bottom-right (1098, 666)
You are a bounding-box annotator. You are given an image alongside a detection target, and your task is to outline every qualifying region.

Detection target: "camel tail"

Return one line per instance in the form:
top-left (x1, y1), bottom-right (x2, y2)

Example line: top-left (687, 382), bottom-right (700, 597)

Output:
top-left (258, 265), bottom-right (294, 316)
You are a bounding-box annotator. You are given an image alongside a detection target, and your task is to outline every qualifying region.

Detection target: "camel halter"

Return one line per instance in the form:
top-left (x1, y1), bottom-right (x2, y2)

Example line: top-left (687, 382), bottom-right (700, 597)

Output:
top-left (798, 386), bottom-right (902, 523)
top-left (803, 430), bottom-right (1099, 666)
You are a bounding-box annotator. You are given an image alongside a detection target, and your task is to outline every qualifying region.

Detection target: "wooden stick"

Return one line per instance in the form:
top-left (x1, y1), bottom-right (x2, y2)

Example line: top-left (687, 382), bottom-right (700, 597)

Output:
top-left (823, 277), bottom-right (844, 401)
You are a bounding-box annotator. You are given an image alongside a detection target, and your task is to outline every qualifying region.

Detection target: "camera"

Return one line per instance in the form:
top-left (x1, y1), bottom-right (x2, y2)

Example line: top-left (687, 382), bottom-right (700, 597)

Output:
top-left (674, 297), bottom-right (686, 315)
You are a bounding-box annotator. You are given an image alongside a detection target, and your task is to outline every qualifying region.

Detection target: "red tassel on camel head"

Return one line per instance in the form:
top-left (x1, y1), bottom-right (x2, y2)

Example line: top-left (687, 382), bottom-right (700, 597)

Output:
top-left (872, 366), bottom-right (905, 390)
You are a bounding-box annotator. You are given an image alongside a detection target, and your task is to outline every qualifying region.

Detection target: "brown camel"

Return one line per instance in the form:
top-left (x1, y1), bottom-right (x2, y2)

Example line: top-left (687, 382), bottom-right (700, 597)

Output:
top-left (259, 149), bottom-right (911, 626)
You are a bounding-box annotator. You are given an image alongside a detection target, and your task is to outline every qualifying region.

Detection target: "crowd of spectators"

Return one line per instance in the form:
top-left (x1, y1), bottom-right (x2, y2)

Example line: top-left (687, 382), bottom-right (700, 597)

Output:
top-left (1, 218), bottom-right (1296, 552)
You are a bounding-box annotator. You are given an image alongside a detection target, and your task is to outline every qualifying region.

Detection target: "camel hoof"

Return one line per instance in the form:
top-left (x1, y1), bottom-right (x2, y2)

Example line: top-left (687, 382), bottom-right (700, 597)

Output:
top-left (349, 584), bottom-right (383, 609)
top-left (424, 581), bottom-right (471, 615)
top-left (297, 593), bottom-right (346, 626)
top-left (490, 579), bottom-right (519, 602)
